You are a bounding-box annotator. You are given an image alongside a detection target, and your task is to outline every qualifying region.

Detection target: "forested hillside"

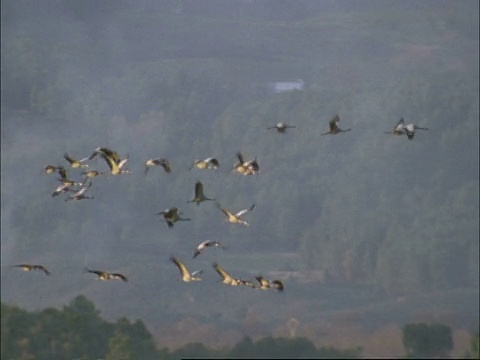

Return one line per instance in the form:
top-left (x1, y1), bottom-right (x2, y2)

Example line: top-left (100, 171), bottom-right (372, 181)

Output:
top-left (1, 296), bottom-right (362, 359)
top-left (1, 0), bottom-right (478, 355)
top-left (2, 296), bottom-right (478, 358)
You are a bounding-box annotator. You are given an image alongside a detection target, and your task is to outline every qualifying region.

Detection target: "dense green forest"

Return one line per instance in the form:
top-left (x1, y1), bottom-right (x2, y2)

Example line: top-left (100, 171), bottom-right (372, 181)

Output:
top-left (1, 0), bottom-right (479, 356)
top-left (1, 295), bottom-right (363, 359)
top-left (3, 296), bottom-right (479, 359)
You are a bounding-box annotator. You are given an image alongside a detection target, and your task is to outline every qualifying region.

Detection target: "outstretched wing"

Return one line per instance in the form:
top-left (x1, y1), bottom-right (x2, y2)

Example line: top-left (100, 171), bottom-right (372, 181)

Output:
top-left (117, 154), bottom-right (129, 169)
top-left (90, 147), bottom-right (119, 161)
top-left (160, 159), bottom-right (171, 173)
top-left (216, 202), bottom-right (232, 219)
top-left (57, 166), bottom-right (68, 179)
top-left (193, 241), bottom-right (211, 258)
top-left (235, 204), bottom-right (255, 217)
top-left (247, 159), bottom-right (259, 172)
top-left (101, 153), bottom-right (119, 172)
top-left (212, 262), bottom-right (234, 283)
top-left (86, 268), bottom-right (105, 277)
top-left (34, 265), bottom-right (51, 276)
top-left (64, 153), bottom-right (76, 164)
top-left (110, 273), bottom-right (128, 282)
top-left (206, 158), bottom-right (219, 169)
top-left (236, 152), bottom-right (245, 165)
top-left (11, 264), bottom-right (28, 268)
top-left (271, 280), bottom-right (284, 292)
top-left (191, 270), bottom-right (203, 277)
top-left (170, 257), bottom-right (190, 281)
top-left (192, 249), bottom-right (202, 258)
top-left (414, 125), bottom-right (429, 131)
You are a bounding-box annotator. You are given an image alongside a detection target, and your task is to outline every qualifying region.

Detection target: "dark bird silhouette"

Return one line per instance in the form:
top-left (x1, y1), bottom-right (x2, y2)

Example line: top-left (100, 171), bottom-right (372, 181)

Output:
top-left (86, 268), bottom-right (110, 280)
top-left (321, 115), bottom-right (351, 135)
top-left (56, 166), bottom-right (68, 180)
top-left (255, 276), bottom-right (284, 292)
top-left (270, 279), bottom-right (284, 292)
top-left (158, 207), bottom-right (191, 228)
top-left (11, 264), bottom-right (51, 276)
top-left (385, 118), bottom-right (405, 135)
top-left (216, 202), bottom-right (255, 226)
top-left (266, 122), bottom-right (296, 133)
top-left (244, 158), bottom-right (259, 175)
top-left (404, 122), bottom-right (429, 140)
top-left (188, 181), bottom-right (215, 206)
top-left (85, 268), bottom-right (128, 282)
top-left (145, 158), bottom-right (171, 174)
top-left (193, 240), bottom-right (225, 258)
top-left (170, 257), bottom-right (202, 282)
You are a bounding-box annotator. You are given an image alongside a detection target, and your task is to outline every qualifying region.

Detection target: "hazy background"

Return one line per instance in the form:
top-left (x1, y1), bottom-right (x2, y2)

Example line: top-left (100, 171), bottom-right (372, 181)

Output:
top-left (1, 0), bottom-right (478, 356)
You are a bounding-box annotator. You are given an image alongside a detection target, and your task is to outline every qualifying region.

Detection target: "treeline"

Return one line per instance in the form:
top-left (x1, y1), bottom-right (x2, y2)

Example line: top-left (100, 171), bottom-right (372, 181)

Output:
top-left (1, 295), bottom-right (362, 359)
top-left (3, 296), bottom-right (479, 359)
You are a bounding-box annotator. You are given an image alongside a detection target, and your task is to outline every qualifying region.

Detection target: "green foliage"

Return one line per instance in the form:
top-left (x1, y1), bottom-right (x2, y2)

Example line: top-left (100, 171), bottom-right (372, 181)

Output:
top-left (465, 335), bottom-right (480, 359)
top-left (228, 336), bottom-right (361, 359)
top-left (1, 296), bottom-right (163, 360)
top-left (402, 323), bottom-right (453, 358)
top-left (110, 317), bottom-right (159, 359)
top-left (2, 298), bottom-right (364, 359)
top-left (229, 336), bottom-right (255, 358)
top-left (170, 342), bottom-right (213, 359)
top-left (106, 333), bottom-right (135, 360)
top-left (1, 302), bottom-right (36, 359)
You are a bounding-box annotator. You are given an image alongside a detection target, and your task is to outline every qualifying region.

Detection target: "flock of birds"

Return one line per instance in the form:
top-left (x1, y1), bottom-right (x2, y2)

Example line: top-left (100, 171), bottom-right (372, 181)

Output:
top-left (11, 115), bottom-right (429, 293)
